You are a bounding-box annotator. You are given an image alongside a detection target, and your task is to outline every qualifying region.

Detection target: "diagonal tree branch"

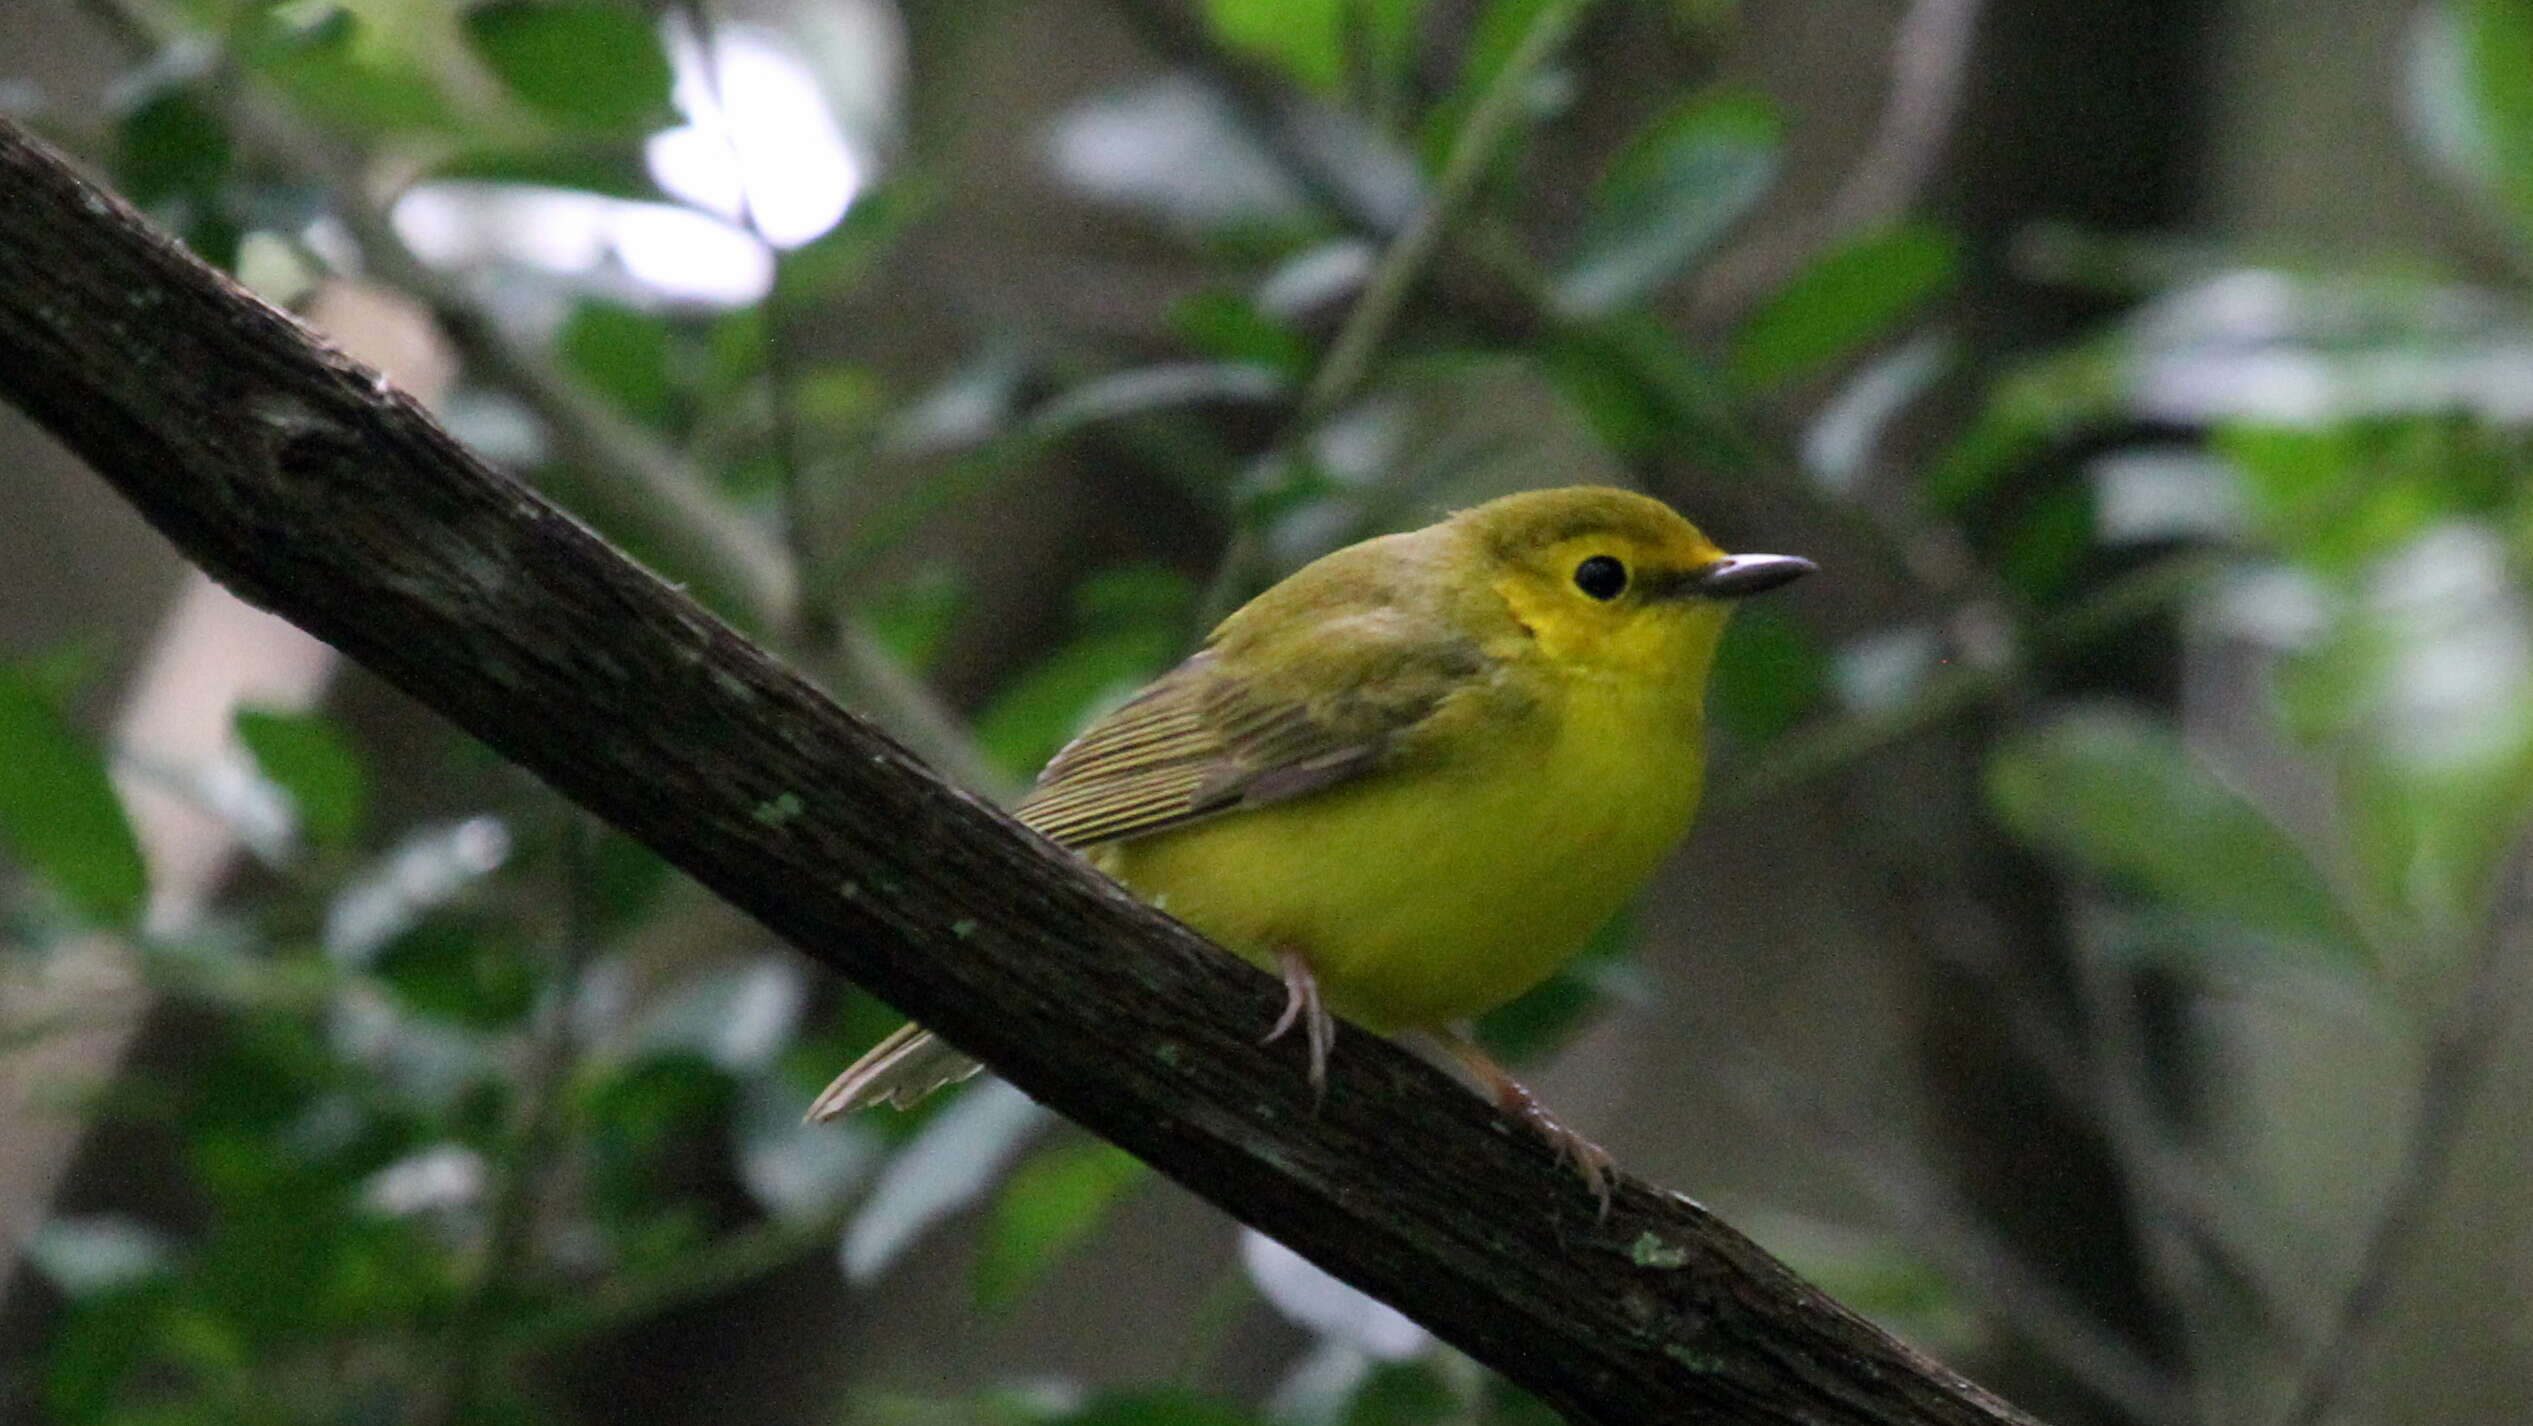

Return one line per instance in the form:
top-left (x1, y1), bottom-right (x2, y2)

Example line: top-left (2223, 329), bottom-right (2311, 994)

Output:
top-left (0, 116), bottom-right (2048, 1426)
top-left (62, 0), bottom-right (1009, 799)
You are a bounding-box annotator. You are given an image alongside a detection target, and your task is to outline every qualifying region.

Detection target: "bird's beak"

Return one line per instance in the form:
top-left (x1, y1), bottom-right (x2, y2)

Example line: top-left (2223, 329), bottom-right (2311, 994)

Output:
top-left (1687, 554), bottom-right (1816, 599)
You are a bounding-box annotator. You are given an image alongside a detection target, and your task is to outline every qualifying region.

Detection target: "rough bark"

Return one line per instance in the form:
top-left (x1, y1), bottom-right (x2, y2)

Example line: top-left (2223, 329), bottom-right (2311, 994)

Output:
top-left (0, 117), bottom-right (2047, 1426)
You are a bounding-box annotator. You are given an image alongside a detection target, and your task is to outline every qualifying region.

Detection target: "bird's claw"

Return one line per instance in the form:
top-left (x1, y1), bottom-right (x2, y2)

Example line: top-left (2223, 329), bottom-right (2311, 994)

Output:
top-left (1505, 1095), bottom-right (1616, 1216)
top-left (1417, 1028), bottom-right (1620, 1217)
top-left (1263, 947), bottom-right (1333, 1098)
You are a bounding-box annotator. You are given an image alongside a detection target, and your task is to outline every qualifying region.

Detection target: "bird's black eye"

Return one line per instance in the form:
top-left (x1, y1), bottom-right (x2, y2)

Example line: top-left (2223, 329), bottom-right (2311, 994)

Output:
top-left (1573, 554), bottom-right (1628, 601)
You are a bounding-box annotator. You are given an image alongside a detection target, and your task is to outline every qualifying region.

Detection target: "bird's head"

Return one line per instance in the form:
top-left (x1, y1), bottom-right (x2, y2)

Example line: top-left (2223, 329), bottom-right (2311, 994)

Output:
top-left (1453, 486), bottom-right (1813, 690)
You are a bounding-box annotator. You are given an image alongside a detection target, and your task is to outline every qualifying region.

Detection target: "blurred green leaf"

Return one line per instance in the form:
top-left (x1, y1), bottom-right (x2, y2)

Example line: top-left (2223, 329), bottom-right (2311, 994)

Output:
top-left (1543, 316), bottom-right (1759, 473)
top-left (179, 1013), bottom-right (342, 1138)
top-left (2462, 0), bottom-right (2533, 242)
top-left (2217, 419), bottom-right (2520, 578)
top-left (1712, 605), bottom-right (1827, 741)
top-left (582, 1051), bottom-right (736, 1246)
top-left (1207, 0), bottom-right (1346, 91)
top-left (7, 640), bottom-right (109, 707)
top-left (113, 88), bottom-right (230, 206)
top-left (1543, 335), bottom-right (1662, 461)
top-left (1205, 0), bottom-right (1425, 96)
top-left (586, 825), bottom-right (671, 937)
top-left (250, 6), bottom-right (470, 136)
top-left (1988, 707), bottom-right (2361, 963)
top-left (190, 1180), bottom-right (445, 1344)
top-left (585, 1052), bottom-right (734, 1150)
top-left (1480, 1378), bottom-right (1567, 1426)
top-left (863, 568), bottom-right (970, 676)
top-left (1992, 482), bottom-right (2094, 604)
top-left (39, 1280), bottom-right (180, 1422)
top-left (1917, 377), bottom-right (2063, 517)
top-left (1671, 0), bottom-right (1741, 34)
top-left (560, 301), bottom-right (674, 427)
top-left (1050, 1389), bottom-right (1258, 1426)
top-left (2343, 745), bottom-right (2533, 936)
top-left (1416, 0), bottom-right (1560, 171)
top-left (1172, 290), bottom-right (1313, 379)
top-left (235, 708), bottom-right (367, 852)
top-left (1554, 90), bottom-right (1782, 314)
top-left (1457, 0), bottom-right (1559, 111)
top-left (799, 366), bottom-right (887, 434)
top-left (1340, 1362), bottom-right (1457, 1426)
top-left (372, 913), bottom-right (535, 1029)
top-left (1730, 224), bottom-right (1959, 389)
top-left (975, 1139), bottom-right (1146, 1311)
top-left (464, 1), bottom-right (674, 134)
top-left (0, 668), bottom-right (147, 928)
top-left (702, 306), bottom-right (770, 403)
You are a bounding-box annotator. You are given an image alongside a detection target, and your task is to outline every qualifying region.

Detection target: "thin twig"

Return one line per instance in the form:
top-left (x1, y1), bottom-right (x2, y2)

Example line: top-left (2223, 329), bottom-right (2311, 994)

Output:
top-left (1192, 0), bottom-right (1591, 627)
top-left (676, 0), bottom-right (838, 652)
top-left (1711, 552), bottom-right (2224, 816)
top-left (1295, 0), bottom-right (1589, 428)
top-left (0, 1002), bottom-right (156, 1057)
top-left (1170, 1257), bottom-right (1259, 1387)
top-left (1703, 1036), bottom-right (2188, 1426)
top-left (1809, 771), bottom-right (2316, 1381)
top-left (1691, 0), bottom-right (1988, 321)
top-left (2273, 838), bottom-right (2533, 1426)
top-left (2067, 940), bottom-right (2215, 1426)
top-left (762, 258), bottom-right (836, 647)
top-left (1830, 0), bottom-right (1987, 231)
top-left (1336, 0), bottom-right (1399, 136)
top-left (1110, 0), bottom-right (1409, 239)
top-left (414, 813), bottom-right (601, 1425)
top-left (496, 1206), bottom-right (850, 1359)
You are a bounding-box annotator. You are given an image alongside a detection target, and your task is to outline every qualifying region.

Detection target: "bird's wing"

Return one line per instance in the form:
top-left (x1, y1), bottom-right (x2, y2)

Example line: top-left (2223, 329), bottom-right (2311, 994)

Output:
top-left (1015, 614), bottom-right (1491, 850)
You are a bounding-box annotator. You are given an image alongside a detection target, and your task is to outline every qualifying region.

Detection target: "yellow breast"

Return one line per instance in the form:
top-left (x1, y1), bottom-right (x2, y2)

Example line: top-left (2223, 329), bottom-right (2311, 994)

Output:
top-left (1097, 667), bottom-right (1705, 1031)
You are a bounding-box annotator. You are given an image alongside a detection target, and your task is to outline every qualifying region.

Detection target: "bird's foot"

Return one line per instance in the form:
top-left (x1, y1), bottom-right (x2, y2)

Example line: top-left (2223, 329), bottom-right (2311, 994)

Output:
top-left (1422, 1029), bottom-right (1616, 1217)
top-left (1491, 1076), bottom-right (1615, 1214)
top-left (1262, 946), bottom-right (1334, 1097)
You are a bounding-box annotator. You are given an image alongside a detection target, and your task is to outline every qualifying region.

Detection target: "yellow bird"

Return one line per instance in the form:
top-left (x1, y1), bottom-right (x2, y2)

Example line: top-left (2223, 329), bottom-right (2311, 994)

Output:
top-left (808, 486), bottom-right (1811, 1195)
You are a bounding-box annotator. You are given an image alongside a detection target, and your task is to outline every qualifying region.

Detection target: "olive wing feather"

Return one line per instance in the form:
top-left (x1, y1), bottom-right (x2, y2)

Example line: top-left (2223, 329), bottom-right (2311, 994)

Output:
top-left (811, 636), bottom-right (1469, 1126)
top-left (1014, 617), bottom-right (1489, 850)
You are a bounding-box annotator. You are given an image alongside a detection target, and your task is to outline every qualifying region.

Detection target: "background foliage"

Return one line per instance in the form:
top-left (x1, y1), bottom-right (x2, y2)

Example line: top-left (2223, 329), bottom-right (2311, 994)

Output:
top-left (7, 1), bottom-right (2533, 1424)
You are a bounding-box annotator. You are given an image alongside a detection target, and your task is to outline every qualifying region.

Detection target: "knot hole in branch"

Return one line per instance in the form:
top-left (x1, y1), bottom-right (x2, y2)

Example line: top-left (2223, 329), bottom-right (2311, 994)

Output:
top-left (249, 390), bottom-right (368, 489)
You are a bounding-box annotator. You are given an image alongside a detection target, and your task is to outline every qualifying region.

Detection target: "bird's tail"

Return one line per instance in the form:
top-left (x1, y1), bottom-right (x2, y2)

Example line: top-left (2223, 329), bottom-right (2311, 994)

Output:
top-left (804, 1022), bottom-right (982, 1123)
